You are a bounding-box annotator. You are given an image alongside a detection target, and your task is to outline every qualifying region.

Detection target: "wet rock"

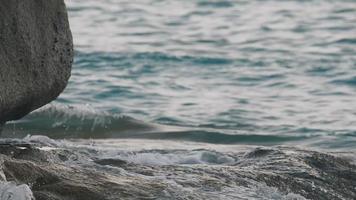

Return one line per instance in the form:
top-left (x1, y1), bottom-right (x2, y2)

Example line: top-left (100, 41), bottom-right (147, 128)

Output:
top-left (0, 145), bottom-right (167, 200)
top-left (94, 158), bottom-right (128, 167)
top-left (0, 142), bottom-right (49, 163)
top-left (243, 147), bottom-right (277, 158)
top-left (0, 144), bottom-right (354, 200)
top-left (238, 148), bottom-right (356, 200)
top-left (0, 0), bottom-right (73, 123)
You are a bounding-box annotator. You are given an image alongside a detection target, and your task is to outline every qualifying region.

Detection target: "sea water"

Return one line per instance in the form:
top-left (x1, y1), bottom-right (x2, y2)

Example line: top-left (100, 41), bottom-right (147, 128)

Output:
top-left (6, 0), bottom-right (355, 150)
top-left (2, 0), bottom-right (356, 199)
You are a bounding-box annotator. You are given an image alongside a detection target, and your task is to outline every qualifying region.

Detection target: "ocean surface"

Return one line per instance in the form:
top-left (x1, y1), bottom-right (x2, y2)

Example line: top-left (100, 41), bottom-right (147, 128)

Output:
top-left (5, 0), bottom-right (355, 150)
top-left (1, 0), bottom-right (356, 199)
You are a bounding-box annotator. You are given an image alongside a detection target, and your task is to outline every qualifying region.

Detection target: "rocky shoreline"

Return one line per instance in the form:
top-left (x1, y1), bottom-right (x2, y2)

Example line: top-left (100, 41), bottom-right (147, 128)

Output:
top-left (0, 1), bottom-right (355, 199)
top-left (0, 139), bottom-right (354, 200)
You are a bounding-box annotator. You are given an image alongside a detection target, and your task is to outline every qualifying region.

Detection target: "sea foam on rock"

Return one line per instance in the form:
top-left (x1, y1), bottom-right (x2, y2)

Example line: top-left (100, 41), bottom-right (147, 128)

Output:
top-left (0, 0), bottom-right (73, 123)
top-left (0, 140), bottom-right (354, 200)
top-left (0, 182), bottom-right (34, 200)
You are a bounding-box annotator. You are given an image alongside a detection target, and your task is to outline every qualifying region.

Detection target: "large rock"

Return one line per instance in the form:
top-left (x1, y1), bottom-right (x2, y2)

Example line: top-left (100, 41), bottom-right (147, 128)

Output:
top-left (0, 0), bottom-right (73, 123)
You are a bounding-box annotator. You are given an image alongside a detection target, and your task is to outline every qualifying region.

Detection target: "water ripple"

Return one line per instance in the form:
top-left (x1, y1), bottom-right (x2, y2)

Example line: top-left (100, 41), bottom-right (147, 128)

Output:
top-left (43, 0), bottom-right (356, 150)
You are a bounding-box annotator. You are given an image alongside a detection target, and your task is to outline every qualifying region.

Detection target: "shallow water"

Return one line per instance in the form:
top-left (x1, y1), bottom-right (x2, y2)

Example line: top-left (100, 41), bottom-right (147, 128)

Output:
top-left (5, 0), bottom-right (355, 150)
top-left (1, 0), bottom-right (356, 199)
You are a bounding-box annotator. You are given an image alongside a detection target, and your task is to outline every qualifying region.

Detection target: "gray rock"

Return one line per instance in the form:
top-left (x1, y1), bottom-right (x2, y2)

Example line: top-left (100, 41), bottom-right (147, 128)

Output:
top-left (0, 142), bottom-right (355, 200)
top-left (0, 0), bottom-right (73, 123)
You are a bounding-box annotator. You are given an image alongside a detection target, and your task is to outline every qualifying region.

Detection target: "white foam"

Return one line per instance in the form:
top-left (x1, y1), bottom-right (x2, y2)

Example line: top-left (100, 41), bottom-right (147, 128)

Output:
top-left (0, 182), bottom-right (34, 200)
top-left (23, 135), bottom-right (60, 147)
top-left (113, 150), bottom-right (235, 165)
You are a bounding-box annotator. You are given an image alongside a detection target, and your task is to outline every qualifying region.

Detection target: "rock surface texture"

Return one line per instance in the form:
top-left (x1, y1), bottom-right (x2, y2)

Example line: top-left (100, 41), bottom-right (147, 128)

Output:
top-left (0, 0), bottom-right (73, 123)
top-left (0, 140), bottom-right (355, 200)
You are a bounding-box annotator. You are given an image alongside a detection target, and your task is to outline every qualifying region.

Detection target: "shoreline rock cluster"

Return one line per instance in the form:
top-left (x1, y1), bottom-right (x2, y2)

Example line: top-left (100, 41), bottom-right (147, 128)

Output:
top-left (0, 141), bottom-right (355, 200)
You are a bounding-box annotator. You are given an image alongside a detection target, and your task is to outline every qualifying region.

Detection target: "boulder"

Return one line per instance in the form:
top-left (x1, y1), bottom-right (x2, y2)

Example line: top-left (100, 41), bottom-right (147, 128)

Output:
top-left (0, 0), bottom-right (73, 123)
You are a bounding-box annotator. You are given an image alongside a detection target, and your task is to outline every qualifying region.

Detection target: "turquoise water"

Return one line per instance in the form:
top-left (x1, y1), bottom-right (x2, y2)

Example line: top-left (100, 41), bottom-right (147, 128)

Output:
top-left (5, 0), bottom-right (356, 150)
top-left (1, 1), bottom-right (356, 199)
